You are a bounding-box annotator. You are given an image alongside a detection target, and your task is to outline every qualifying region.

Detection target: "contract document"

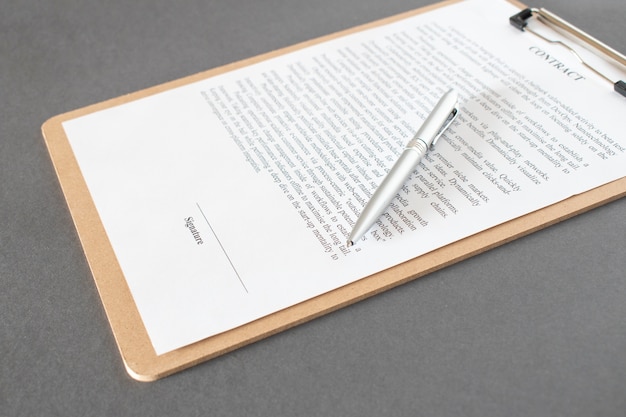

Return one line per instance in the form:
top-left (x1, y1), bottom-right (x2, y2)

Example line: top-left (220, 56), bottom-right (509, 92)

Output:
top-left (61, 0), bottom-right (625, 355)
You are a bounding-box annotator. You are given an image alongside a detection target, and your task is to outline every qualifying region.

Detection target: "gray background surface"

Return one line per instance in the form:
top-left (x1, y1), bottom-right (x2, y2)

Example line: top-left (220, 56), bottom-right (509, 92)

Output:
top-left (2, 0), bottom-right (625, 416)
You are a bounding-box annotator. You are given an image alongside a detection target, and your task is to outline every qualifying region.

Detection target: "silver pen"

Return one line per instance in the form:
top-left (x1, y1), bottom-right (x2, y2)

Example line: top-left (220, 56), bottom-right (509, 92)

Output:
top-left (347, 89), bottom-right (459, 246)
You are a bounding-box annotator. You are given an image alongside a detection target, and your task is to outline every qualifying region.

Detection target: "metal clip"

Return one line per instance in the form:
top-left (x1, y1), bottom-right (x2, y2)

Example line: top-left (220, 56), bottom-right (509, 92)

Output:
top-left (431, 108), bottom-right (458, 148)
top-left (510, 8), bottom-right (626, 98)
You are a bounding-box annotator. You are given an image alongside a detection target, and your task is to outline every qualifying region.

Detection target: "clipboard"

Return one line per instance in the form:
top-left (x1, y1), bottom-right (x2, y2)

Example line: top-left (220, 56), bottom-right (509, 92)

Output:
top-left (42, 0), bottom-right (626, 381)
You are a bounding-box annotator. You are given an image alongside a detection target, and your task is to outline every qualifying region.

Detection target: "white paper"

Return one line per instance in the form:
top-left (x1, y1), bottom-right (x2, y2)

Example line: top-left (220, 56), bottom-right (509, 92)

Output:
top-left (63, 0), bottom-right (626, 354)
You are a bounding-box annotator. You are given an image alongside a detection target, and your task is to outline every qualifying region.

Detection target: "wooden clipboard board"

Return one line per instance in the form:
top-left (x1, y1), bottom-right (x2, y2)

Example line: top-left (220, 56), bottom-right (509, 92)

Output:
top-left (42, 0), bottom-right (626, 381)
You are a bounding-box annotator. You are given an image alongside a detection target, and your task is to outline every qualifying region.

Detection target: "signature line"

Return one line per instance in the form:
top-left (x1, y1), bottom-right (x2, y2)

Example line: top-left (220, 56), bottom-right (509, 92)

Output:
top-left (196, 203), bottom-right (248, 293)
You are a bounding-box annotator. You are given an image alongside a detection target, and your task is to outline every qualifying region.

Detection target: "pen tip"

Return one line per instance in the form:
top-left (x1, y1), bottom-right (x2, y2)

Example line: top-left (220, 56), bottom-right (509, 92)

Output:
top-left (347, 240), bottom-right (354, 247)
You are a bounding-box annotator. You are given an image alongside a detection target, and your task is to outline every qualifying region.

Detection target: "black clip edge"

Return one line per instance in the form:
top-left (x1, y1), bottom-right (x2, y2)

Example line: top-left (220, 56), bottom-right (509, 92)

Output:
top-left (509, 8), bottom-right (534, 31)
top-left (614, 81), bottom-right (626, 98)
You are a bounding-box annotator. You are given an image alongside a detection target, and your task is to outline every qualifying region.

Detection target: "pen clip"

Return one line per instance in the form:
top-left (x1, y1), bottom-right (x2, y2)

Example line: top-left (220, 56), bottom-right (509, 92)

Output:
top-left (430, 108), bottom-right (458, 148)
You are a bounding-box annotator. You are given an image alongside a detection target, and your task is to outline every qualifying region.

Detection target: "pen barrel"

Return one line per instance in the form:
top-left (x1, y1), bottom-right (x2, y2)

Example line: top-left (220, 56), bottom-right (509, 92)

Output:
top-left (349, 146), bottom-right (426, 243)
top-left (375, 145), bottom-right (426, 209)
